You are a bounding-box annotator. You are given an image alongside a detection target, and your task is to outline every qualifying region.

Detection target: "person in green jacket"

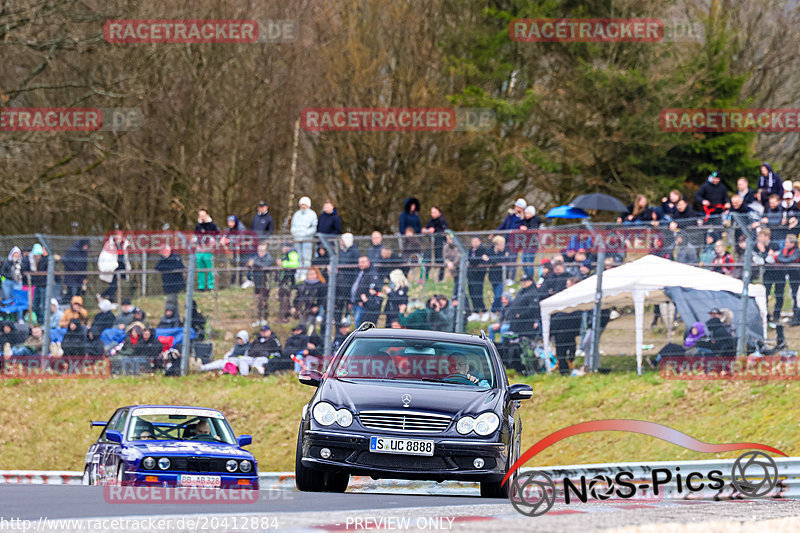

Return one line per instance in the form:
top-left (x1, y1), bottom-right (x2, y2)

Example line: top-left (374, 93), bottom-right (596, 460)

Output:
top-left (395, 303), bottom-right (430, 330)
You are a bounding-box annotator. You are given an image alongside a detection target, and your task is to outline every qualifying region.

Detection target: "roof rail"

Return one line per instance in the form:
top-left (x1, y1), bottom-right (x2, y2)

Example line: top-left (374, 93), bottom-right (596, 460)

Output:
top-left (356, 321), bottom-right (376, 332)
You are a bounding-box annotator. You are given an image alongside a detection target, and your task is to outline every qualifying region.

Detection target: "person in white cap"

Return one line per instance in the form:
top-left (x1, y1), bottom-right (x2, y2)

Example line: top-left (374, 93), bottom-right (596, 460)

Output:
top-left (291, 196), bottom-right (318, 281)
top-left (497, 198), bottom-right (527, 232)
top-left (49, 298), bottom-right (63, 330)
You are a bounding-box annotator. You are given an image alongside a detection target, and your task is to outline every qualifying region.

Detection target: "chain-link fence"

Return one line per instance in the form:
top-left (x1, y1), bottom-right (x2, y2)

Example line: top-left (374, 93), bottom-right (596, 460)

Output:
top-left (0, 221), bottom-right (797, 377)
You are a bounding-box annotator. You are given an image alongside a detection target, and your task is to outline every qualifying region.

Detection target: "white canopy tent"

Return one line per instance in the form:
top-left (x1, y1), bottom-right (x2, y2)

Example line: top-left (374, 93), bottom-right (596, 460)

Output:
top-left (539, 255), bottom-right (768, 375)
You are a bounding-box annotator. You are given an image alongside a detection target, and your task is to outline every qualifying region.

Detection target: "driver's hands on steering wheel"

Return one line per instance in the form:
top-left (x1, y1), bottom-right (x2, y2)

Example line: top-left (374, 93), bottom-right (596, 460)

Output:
top-left (464, 373), bottom-right (480, 384)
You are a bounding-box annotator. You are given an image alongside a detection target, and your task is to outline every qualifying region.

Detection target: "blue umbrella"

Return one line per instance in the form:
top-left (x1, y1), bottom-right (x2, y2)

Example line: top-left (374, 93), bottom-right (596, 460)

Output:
top-left (545, 205), bottom-right (590, 219)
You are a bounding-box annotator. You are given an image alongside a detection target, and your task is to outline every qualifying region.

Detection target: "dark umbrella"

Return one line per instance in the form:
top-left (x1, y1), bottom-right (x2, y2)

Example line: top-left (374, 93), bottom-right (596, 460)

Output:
top-left (570, 193), bottom-right (627, 213)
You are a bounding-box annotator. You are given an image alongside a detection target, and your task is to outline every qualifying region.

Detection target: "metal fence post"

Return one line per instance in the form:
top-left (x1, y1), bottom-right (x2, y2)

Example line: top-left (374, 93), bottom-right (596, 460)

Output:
top-left (582, 221), bottom-right (605, 373)
top-left (36, 234), bottom-right (54, 356)
top-left (317, 233), bottom-right (338, 356)
top-left (732, 213), bottom-right (755, 356)
top-left (447, 230), bottom-right (468, 333)
top-left (141, 251), bottom-right (147, 297)
top-left (181, 252), bottom-right (196, 376)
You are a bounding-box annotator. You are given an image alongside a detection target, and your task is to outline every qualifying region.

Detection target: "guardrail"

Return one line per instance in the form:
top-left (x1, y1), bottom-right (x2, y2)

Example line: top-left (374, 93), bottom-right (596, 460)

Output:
top-left (2, 457), bottom-right (798, 500)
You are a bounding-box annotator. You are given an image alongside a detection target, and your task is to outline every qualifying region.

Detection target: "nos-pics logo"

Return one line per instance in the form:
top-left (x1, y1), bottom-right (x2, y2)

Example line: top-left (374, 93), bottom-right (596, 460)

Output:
top-left (504, 420), bottom-right (784, 517)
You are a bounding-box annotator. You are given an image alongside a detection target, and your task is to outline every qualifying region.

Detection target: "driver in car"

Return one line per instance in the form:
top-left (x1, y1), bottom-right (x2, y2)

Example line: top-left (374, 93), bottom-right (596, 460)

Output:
top-left (195, 419), bottom-right (212, 437)
top-left (451, 354), bottom-right (489, 387)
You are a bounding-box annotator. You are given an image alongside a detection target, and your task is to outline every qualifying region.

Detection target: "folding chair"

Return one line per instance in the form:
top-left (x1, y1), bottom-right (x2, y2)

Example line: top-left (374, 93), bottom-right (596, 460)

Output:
top-left (0, 289), bottom-right (30, 321)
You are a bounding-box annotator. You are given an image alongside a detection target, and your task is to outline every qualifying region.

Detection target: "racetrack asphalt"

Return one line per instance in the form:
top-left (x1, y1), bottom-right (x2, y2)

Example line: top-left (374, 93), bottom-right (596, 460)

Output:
top-left (2, 485), bottom-right (800, 532)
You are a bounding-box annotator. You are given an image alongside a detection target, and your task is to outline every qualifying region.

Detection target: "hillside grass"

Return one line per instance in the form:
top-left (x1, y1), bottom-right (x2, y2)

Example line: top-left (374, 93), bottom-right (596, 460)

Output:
top-left (1, 368), bottom-right (796, 472)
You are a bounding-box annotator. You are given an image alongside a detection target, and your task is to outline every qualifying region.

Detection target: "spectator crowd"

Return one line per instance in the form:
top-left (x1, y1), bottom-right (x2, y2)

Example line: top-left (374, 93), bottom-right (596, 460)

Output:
top-left (1, 162), bottom-right (797, 376)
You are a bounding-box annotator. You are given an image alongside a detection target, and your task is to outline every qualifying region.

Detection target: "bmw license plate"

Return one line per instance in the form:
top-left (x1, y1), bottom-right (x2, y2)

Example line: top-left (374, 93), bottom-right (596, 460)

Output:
top-left (179, 474), bottom-right (221, 488)
top-left (369, 436), bottom-right (434, 456)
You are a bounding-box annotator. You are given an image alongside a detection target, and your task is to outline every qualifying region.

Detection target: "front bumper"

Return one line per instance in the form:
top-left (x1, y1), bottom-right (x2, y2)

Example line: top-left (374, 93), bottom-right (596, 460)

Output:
top-left (301, 429), bottom-right (509, 482)
top-left (124, 471), bottom-right (259, 490)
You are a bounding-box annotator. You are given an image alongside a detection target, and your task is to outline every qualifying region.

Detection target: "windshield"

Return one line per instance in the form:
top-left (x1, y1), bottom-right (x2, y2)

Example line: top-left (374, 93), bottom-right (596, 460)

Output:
top-left (126, 409), bottom-right (236, 444)
top-left (333, 338), bottom-right (495, 388)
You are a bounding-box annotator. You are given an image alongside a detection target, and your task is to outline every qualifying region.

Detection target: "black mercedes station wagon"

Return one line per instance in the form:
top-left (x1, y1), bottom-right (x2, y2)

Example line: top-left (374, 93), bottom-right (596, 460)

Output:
top-left (295, 324), bottom-right (533, 497)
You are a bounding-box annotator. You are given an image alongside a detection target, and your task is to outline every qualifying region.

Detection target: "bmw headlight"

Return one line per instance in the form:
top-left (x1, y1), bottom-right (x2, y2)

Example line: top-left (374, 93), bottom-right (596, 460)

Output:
top-left (157, 457), bottom-right (171, 470)
top-left (456, 416), bottom-right (475, 435)
top-left (142, 457), bottom-right (156, 470)
top-left (226, 459), bottom-right (238, 473)
top-left (474, 412), bottom-right (500, 436)
top-left (312, 402), bottom-right (337, 426)
top-left (335, 409), bottom-right (353, 427)
top-left (239, 460), bottom-right (253, 473)
top-left (312, 402), bottom-right (353, 427)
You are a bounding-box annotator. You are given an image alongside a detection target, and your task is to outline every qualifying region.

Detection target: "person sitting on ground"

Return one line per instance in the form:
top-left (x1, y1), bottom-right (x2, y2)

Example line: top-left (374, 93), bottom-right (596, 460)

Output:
top-left (198, 330), bottom-right (262, 376)
top-left (684, 322), bottom-right (706, 349)
top-left (248, 325), bottom-right (286, 374)
top-left (132, 307), bottom-right (150, 329)
top-left (112, 322), bottom-right (145, 357)
top-left (59, 295), bottom-right (88, 328)
top-left (114, 299), bottom-right (136, 329)
top-left (49, 298), bottom-right (63, 329)
top-left (85, 328), bottom-right (105, 357)
top-left (61, 318), bottom-right (87, 356)
top-left (695, 308), bottom-right (736, 357)
top-left (3, 323), bottom-right (40, 357)
top-left (191, 300), bottom-right (207, 341)
top-left (90, 299), bottom-right (116, 336)
top-left (157, 304), bottom-right (182, 329)
top-left (134, 327), bottom-right (163, 363)
top-left (282, 324), bottom-right (308, 359)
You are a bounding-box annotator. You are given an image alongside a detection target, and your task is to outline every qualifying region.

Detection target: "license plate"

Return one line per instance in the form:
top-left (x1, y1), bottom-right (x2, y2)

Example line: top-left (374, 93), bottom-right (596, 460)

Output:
top-left (179, 474), bottom-right (221, 487)
top-left (369, 436), bottom-right (434, 456)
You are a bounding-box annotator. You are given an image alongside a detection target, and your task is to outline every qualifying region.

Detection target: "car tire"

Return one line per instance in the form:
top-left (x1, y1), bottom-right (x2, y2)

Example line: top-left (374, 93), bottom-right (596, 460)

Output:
top-left (324, 472), bottom-right (349, 493)
top-left (82, 467), bottom-right (92, 486)
top-left (480, 439), bottom-right (518, 498)
top-left (294, 425), bottom-right (326, 492)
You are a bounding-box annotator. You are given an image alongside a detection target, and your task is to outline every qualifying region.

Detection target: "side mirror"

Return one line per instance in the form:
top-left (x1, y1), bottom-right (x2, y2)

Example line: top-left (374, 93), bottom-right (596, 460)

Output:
top-left (106, 430), bottom-right (123, 443)
top-left (299, 370), bottom-right (322, 387)
top-left (509, 383), bottom-right (533, 401)
top-left (237, 435), bottom-right (253, 447)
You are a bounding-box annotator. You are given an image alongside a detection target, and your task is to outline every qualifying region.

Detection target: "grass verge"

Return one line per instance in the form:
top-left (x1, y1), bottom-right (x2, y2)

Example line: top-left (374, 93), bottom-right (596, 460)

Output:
top-left (1, 369), bottom-right (796, 472)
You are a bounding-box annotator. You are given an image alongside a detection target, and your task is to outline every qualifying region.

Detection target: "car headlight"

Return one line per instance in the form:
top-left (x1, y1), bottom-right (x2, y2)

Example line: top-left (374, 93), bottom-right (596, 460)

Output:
top-left (226, 459), bottom-right (238, 473)
top-left (312, 402), bottom-right (353, 427)
top-left (474, 412), bottom-right (500, 436)
top-left (157, 457), bottom-right (171, 470)
top-left (335, 409), bottom-right (353, 427)
top-left (142, 457), bottom-right (156, 470)
top-left (239, 460), bottom-right (252, 473)
top-left (312, 402), bottom-right (337, 426)
top-left (456, 416), bottom-right (475, 435)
